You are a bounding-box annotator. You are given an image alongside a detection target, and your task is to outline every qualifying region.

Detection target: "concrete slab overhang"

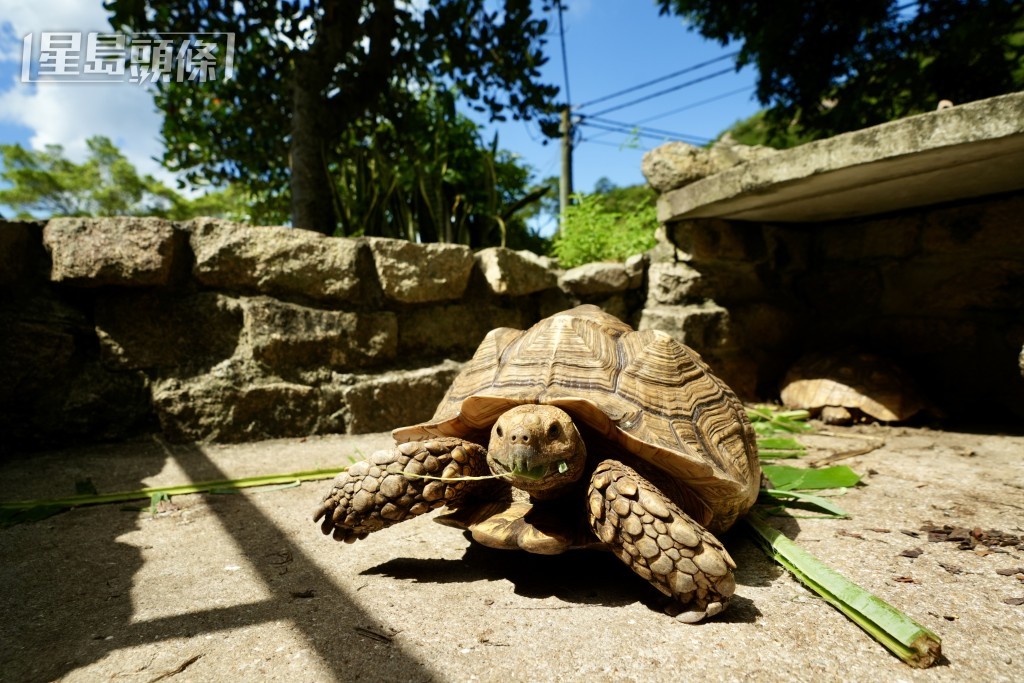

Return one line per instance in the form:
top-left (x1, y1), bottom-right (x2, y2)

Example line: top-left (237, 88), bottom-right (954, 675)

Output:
top-left (657, 91), bottom-right (1024, 224)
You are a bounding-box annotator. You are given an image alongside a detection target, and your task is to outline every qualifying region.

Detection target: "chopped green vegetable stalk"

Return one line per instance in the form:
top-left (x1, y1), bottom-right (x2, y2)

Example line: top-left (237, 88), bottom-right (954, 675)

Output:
top-left (0, 471), bottom-right (344, 511)
top-left (744, 509), bottom-right (941, 668)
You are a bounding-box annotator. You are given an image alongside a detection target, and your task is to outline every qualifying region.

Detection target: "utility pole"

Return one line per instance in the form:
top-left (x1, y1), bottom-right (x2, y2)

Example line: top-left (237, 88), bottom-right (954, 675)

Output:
top-left (559, 106), bottom-right (573, 223)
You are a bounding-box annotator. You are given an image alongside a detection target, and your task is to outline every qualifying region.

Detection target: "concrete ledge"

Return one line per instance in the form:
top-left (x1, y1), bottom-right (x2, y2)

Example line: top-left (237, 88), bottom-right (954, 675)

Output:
top-left (658, 92), bottom-right (1024, 223)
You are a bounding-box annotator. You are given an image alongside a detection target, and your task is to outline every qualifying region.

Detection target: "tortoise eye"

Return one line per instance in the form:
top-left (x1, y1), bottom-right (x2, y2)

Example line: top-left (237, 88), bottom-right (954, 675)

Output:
top-left (496, 425), bottom-right (504, 438)
top-left (547, 422), bottom-right (560, 439)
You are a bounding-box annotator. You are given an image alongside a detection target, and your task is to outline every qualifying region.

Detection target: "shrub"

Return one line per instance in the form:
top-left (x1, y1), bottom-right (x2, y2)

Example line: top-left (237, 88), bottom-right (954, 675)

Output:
top-left (551, 192), bottom-right (657, 268)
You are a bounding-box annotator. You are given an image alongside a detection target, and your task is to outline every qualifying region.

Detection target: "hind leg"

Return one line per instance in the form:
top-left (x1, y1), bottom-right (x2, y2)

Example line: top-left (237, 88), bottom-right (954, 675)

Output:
top-left (587, 459), bottom-right (737, 623)
top-left (313, 437), bottom-right (490, 542)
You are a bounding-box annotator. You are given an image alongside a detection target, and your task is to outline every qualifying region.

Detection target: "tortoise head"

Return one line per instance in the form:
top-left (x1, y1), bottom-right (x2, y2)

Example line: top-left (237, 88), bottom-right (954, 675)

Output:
top-left (486, 404), bottom-right (587, 494)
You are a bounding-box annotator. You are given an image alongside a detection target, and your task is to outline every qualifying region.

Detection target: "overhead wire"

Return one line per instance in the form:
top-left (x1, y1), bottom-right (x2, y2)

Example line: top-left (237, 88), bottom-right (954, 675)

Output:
top-left (576, 51), bottom-right (740, 110)
top-left (585, 66), bottom-right (736, 118)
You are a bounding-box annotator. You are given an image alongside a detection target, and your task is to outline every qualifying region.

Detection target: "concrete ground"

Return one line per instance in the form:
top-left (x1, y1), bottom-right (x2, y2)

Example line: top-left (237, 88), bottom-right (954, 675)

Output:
top-left (1, 425), bottom-right (1022, 682)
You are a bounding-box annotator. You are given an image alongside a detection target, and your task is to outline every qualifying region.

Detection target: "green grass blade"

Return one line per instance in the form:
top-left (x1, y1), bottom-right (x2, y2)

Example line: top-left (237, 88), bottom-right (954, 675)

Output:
top-left (743, 510), bottom-right (941, 667)
top-left (762, 464), bottom-right (861, 490)
top-left (0, 468), bottom-right (345, 517)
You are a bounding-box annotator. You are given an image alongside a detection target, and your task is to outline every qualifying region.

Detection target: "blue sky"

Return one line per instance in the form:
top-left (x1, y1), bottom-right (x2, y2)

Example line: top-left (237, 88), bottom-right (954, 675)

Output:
top-left (0, 1), bottom-right (762, 218)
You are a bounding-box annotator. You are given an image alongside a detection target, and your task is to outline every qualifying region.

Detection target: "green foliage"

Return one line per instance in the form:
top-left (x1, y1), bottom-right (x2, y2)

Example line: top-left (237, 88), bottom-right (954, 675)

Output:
top-left (331, 89), bottom-right (548, 247)
top-left (0, 136), bottom-right (267, 222)
top-left (105, 0), bottom-right (564, 236)
top-left (718, 110), bottom-right (815, 150)
top-left (658, 0), bottom-right (1024, 141)
top-left (0, 137), bottom-right (177, 218)
top-left (552, 185), bottom-right (658, 268)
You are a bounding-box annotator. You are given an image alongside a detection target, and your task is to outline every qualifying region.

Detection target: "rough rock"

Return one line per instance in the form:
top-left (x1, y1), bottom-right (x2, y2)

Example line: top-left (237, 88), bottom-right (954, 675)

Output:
top-left (646, 261), bottom-right (706, 305)
top-left (0, 220), bottom-right (48, 288)
top-left (343, 361), bottom-right (463, 434)
top-left (43, 217), bottom-right (183, 286)
top-left (475, 247), bottom-right (558, 296)
top-left (190, 219), bottom-right (369, 302)
top-left (152, 362), bottom-right (346, 443)
top-left (624, 253), bottom-right (648, 290)
top-left (95, 292), bottom-right (243, 371)
top-left (368, 238), bottom-right (475, 303)
top-left (642, 140), bottom-right (776, 193)
top-left (398, 304), bottom-right (526, 357)
top-left (639, 303), bottom-right (732, 352)
top-left (560, 262), bottom-right (631, 297)
top-left (242, 298), bottom-right (397, 373)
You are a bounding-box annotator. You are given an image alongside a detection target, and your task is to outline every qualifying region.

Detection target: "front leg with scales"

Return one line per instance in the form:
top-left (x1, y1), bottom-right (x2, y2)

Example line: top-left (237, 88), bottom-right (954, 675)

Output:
top-left (587, 459), bottom-right (738, 623)
top-left (313, 437), bottom-right (490, 542)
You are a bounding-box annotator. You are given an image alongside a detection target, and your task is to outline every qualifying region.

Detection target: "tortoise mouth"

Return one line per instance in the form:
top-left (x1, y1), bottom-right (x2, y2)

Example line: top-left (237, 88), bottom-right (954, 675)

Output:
top-left (491, 445), bottom-right (568, 482)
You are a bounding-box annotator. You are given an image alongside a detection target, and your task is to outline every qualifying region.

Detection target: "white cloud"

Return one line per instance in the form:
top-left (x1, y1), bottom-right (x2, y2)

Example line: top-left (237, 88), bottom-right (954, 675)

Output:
top-left (0, 1), bottom-right (177, 189)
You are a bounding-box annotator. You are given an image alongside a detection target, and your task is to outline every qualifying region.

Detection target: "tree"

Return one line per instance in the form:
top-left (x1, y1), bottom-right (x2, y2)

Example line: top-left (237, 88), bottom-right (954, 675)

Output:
top-left (105, 0), bottom-right (562, 236)
top-left (0, 137), bottom-right (176, 218)
top-left (658, 0), bottom-right (1024, 142)
top-left (0, 136), bottom-right (256, 221)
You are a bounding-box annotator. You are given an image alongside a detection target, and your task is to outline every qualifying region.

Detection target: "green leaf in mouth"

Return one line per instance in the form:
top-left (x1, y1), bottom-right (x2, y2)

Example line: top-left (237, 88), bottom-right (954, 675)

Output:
top-left (511, 464), bottom-right (547, 480)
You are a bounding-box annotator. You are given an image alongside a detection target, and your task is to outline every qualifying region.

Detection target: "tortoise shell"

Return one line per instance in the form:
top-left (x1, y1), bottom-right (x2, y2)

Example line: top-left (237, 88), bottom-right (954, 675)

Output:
top-left (394, 305), bottom-right (760, 532)
top-left (780, 351), bottom-right (925, 423)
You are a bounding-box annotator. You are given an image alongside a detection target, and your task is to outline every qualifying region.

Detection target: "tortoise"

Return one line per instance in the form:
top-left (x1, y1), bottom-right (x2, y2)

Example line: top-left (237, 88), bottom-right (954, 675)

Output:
top-left (780, 351), bottom-right (925, 425)
top-left (314, 305), bottom-right (760, 622)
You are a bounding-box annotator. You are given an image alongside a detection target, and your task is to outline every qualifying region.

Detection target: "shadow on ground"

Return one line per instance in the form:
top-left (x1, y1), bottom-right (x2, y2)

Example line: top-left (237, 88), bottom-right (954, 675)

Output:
top-left (0, 439), bottom-right (433, 683)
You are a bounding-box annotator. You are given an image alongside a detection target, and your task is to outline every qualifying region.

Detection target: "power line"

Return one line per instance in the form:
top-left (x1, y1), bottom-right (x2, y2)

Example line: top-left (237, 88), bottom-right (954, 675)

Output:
top-left (587, 66), bottom-right (735, 119)
top-left (577, 51), bottom-right (739, 110)
top-left (635, 85), bottom-right (755, 126)
top-left (577, 119), bottom-right (710, 146)
top-left (585, 116), bottom-right (708, 141)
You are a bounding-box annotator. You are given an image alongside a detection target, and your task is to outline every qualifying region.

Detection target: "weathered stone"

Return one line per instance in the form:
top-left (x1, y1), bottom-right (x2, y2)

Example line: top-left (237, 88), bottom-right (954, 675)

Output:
top-left (730, 302), bottom-right (797, 350)
top-left (243, 298), bottom-right (397, 372)
top-left (639, 303), bottom-right (732, 352)
top-left (919, 193), bottom-right (1024, 256)
top-left (668, 219), bottom-right (768, 263)
top-left (95, 292), bottom-right (243, 371)
top-left (537, 287), bottom-right (577, 319)
top-left (475, 247), bottom-right (558, 297)
top-left (368, 237), bottom-right (474, 303)
top-left (43, 217), bottom-right (183, 286)
top-left (0, 221), bottom-right (48, 288)
top-left (398, 304), bottom-right (526, 357)
top-left (189, 219), bottom-right (369, 302)
top-left (646, 261), bottom-right (706, 305)
top-left (560, 262), bottom-right (631, 296)
top-left (343, 361), bottom-right (463, 434)
top-left (642, 139), bottom-right (776, 193)
top-left (152, 363), bottom-right (346, 442)
top-left (624, 253), bottom-right (647, 290)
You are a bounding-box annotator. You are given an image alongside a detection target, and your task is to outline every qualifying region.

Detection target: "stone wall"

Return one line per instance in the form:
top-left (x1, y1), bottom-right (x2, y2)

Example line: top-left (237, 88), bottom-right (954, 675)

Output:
top-left (644, 191), bottom-right (1024, 422)
top-left (0, 217), bottom-right (645, 454)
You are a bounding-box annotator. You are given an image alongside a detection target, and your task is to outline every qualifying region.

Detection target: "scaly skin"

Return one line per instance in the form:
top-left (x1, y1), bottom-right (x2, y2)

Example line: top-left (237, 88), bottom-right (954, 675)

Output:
top-left (313, 437), bottom-right (489, 542)
top-left (587, 459), bottom-right (737, 623)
